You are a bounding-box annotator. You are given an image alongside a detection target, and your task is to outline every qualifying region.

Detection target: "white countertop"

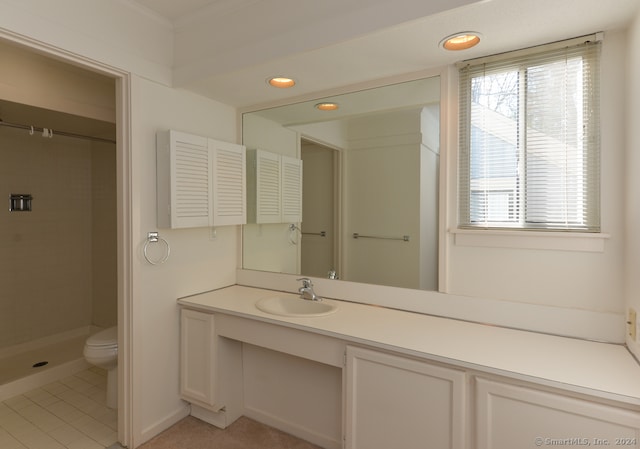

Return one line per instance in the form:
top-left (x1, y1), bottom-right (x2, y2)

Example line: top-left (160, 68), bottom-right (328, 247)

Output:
top-left (178, 285), bottom-right (640, 406)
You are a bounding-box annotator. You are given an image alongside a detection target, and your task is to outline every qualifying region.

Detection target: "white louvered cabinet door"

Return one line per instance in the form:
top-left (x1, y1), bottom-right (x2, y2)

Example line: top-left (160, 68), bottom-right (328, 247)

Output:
top-left (157, 130), bottom-right (247, 229)
top-left (246, 149), bottom-right (282, 223)
top-left (281, 155), bottom-right (302, 223)
top-left (210, 139), bottom-right (246, 226)
top-left (246, 149), bottom-right (303, 224)
top-left (157, 130), bottom-right (211, 228)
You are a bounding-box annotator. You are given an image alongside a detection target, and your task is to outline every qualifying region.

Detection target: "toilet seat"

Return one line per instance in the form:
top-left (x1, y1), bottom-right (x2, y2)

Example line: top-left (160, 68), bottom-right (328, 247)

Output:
top-left (86, 326), bottom-right (117, 348)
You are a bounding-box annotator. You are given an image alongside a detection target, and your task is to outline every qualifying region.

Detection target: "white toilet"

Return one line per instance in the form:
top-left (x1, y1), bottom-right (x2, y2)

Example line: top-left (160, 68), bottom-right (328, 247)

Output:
top-left (83, 326), bottom-right (118, 409)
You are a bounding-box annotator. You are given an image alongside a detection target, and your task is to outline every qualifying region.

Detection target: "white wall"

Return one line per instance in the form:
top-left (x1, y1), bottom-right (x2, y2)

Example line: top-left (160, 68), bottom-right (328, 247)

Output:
top-left (344, 110), bottom-right (423, 288)
top-left (445, 31), bottom-right (627, 314)
top-left (625, 10), bottom-right (640, 359)
top-left (130, 76), bottom-right (238, 445)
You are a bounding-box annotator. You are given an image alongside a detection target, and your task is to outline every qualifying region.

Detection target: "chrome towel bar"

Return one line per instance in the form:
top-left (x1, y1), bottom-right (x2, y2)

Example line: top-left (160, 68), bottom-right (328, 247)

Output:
top-left (353, 233), bottom-right (410, 242)
top-left (302, 231), bottom-right (326, 237)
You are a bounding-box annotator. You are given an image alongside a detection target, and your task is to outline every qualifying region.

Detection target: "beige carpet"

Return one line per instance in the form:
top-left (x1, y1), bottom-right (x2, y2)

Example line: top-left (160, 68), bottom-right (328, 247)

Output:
top-left (139, 415), bottom-right (323, 449)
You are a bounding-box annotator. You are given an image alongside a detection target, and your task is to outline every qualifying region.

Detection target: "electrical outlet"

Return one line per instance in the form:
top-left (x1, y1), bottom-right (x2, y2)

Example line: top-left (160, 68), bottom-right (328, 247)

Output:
top-left (628, 308), bottom-right (637, 341)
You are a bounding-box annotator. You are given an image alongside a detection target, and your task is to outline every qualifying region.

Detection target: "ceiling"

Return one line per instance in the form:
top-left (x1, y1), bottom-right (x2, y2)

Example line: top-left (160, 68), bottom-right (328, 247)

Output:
top-left (115, 1), bottom-right (640, 108)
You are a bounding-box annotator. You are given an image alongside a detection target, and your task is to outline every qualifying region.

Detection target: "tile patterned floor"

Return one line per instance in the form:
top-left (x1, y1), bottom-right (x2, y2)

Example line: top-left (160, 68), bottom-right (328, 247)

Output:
top-left (0, 367), bottom-right (118, 449)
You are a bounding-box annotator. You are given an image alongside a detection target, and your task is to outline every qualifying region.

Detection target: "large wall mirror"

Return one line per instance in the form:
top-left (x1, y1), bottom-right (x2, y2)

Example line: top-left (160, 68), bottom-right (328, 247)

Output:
top-left (242, 76), bottom-right (440, 291)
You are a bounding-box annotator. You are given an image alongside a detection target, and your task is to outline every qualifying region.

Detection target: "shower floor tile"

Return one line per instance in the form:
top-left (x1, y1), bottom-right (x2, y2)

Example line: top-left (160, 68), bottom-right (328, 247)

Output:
top-left (0, 367), bottom-right (117, 449)
top-left (0, 335), bottom-right (88, 386)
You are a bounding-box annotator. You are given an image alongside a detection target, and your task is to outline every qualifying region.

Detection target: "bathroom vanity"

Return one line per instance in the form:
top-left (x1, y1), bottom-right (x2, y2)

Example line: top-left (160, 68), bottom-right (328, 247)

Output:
top-left (178, 286), bottom-right (640, 449)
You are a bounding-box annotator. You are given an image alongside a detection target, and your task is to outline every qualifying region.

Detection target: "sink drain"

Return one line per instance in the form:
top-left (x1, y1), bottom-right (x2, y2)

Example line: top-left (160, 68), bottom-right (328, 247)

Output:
top-left (32, 361), bottom-right (48, 368)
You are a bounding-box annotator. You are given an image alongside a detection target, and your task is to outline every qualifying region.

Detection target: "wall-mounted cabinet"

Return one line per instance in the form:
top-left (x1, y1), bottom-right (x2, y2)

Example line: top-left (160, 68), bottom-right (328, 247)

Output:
top-left (157, 130), bottom-right (246, 229)
top-left (246, 149), bottom-right (302, 223)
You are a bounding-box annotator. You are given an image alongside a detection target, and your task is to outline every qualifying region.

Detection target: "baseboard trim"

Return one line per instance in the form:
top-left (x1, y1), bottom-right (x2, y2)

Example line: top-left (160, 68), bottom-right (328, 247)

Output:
top-left (190, 404), bottom-right (231, 429)
top-left (243, 406), bottom-right (342, 449)
top-left (138, 404), bottom-right (190, 446)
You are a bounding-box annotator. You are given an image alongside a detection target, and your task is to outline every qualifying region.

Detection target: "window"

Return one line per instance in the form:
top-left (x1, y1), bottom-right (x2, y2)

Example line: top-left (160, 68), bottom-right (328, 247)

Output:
top-left (458, 37), bottom-right (601, 232)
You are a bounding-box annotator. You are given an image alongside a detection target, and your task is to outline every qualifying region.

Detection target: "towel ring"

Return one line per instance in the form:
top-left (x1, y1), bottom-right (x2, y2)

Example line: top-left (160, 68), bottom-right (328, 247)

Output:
top-left (288, 223), bottom-right (300, 245)
top-left (143, 231), bottom-right (170, 265)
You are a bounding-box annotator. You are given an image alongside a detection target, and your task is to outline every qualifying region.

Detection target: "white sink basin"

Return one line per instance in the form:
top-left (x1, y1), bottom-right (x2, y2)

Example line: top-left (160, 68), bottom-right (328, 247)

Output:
top-left (255, 295), bottom-right (338, 317)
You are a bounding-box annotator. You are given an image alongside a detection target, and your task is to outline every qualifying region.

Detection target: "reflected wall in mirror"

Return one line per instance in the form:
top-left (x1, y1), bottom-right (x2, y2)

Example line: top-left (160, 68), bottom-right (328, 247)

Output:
top-left (242, 76), bottom-right (440, 290)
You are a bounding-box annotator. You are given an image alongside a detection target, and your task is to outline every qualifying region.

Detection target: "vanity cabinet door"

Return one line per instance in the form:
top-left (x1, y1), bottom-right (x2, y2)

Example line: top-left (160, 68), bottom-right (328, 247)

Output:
top-left (180, 309), bottom-right (221, 411)
top-left (475, 377), bottom-right (640, 449)
top-left (345, 346), bottom-right (466, 449)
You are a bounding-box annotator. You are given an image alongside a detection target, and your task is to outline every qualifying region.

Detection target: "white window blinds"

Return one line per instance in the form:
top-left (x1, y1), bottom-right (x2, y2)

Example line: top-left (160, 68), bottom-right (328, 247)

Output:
top-left (458, 37), bottom-right (601, 232)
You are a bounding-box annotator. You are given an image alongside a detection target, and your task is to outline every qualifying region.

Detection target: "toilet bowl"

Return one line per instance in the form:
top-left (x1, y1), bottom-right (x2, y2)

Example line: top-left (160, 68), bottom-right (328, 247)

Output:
top-left (83, 326), bottom-right (118, 409)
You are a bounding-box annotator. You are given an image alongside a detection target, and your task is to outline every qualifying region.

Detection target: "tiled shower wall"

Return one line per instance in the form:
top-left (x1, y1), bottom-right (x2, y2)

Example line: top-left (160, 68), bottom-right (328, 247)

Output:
top-left (0, 126), bottom-right (116, 349)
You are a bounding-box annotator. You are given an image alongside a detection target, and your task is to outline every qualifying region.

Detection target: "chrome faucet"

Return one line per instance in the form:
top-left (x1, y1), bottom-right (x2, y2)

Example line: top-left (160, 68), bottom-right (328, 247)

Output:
top-left (297, 277), bottom-right (321, 301)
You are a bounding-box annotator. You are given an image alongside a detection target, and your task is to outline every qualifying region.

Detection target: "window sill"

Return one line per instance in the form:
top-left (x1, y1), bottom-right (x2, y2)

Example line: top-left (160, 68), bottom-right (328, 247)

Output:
top-left (450, 228), bottom-right (610, 252)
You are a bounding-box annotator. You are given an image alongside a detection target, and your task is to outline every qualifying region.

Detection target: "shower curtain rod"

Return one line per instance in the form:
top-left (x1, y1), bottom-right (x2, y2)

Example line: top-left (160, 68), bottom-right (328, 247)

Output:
top-left (0, 119), bottom-right (116, 144)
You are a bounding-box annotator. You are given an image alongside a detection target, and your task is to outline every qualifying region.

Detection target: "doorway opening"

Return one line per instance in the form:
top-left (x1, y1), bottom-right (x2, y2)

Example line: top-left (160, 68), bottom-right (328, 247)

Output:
top-left (0, 35), bottom-right (132, 447)
top-left (300, 138), bottom-right (340, 279)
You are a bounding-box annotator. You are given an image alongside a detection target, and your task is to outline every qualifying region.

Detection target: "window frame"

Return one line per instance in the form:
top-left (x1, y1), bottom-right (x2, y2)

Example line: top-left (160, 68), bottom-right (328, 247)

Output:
top-left (457, 35), bottom-right (602, 233)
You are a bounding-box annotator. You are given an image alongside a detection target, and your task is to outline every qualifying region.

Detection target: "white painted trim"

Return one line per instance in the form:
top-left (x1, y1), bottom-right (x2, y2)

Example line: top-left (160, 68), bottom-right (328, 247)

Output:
top-left (115, 74), bottom-right (134, 449)
top-left (451, 228), bottom-right (610, 252)
top-left (190, 404), bottom-right (229, 429)
top-left (138, 404), bottom-right (191, 446)
top-left (242, 406), bottom-right (342, 449)
top-left (439, 65), bottom-right (456, 293)
top-left (236, 269), bottom-right (625, 343)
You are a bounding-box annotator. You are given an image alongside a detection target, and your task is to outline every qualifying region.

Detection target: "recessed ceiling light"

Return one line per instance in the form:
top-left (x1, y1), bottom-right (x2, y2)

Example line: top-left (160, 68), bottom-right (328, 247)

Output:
top-left (267, 77), bottom-right (296, 88)
top-left (440, 32), bottom-right (481, 51)
top-left (315, 102), bottom-right (339, 111)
